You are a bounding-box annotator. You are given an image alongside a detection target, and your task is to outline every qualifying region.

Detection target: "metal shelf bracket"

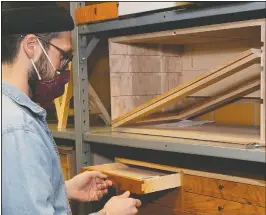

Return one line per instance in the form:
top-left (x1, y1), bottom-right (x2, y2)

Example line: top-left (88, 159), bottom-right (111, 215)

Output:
top-left (81, 36), bottom-right (100, 60)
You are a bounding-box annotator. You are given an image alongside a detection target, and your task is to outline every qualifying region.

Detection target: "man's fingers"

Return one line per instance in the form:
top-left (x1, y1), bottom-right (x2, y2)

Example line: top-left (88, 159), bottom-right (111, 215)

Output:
top-left (129, 198), bottom-right (142, 207)
top-left (97, 182), bottom-right (107, 190)
top-left (88, 171), bottom-right (107, 179)
top-left (97, 190), bottom-right (104, 199)
top-left (135, 199), bottom-right (142, 207)
top-left (106, 180), bottom-right (112, 186)
top-left (95, 177), bottom-right (112, 189)
top-left (119, 191), bottom-right (130, 198)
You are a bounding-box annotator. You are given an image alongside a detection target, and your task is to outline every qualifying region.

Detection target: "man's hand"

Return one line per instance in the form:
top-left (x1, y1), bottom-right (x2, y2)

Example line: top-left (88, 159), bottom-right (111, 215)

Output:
top-left (65, 171), bottom-right (112, 202)
top-left (98, 191), bottom-right (142, 215)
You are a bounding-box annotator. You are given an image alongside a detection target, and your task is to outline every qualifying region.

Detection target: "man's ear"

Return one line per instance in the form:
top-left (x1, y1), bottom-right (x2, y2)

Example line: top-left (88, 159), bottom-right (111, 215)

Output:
top-left (22, 34), bottom-right (41, 61)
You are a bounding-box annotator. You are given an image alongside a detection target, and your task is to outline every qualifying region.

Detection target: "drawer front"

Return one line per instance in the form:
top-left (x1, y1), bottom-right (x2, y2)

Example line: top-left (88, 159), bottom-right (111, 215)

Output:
top-left (183, 175), bottom-right (265, 207)
top-left (82, 163), bottom-right (181, 194)
top-left (183, 192), bottom-right (265, 215)
top-left (58, 147), bottom-right (76, 180)
top-left (59, 153), bottom-right (68, 167)
top-left (138, 202), bottom-right (199, 215)
top-left (62, 166), bottom-right (69, 180)
top-left (106, 174), bottom-right (144, 194)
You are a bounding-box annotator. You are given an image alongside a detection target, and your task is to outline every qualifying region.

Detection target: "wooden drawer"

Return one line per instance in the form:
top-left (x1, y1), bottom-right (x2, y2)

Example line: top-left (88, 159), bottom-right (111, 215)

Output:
top-left (60, 154), bottom-right (68, 167)
top-left (183, 192), bottom-right (265, 215)
top-left (81, 163), bottom-right (181, 194)
top-left (183, 174), bottom-right (265, 208)
top-left (138, 202), bottom-right (195, 215)
top-left (58, 146), bottom-right (76, 180)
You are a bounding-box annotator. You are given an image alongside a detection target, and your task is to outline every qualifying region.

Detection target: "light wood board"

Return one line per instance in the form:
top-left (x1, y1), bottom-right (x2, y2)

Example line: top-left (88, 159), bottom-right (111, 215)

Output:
top-left (113, 124), bottom-right (264, 145)
top-left (89, 82), bottom-right (111, 125)
top-left (110, 19), bottom-right (264, 44)
top-left (138, 77), bottom-right (260, 124)
top-left (181, 40), bottom-right (262, 98)
top-left (54, 65), bottom-right (73, 129)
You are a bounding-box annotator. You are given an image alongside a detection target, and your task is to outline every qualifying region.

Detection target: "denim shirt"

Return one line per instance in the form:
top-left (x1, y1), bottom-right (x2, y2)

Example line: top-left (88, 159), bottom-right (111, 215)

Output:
top-left (2, 82), bottom-right (99, 215)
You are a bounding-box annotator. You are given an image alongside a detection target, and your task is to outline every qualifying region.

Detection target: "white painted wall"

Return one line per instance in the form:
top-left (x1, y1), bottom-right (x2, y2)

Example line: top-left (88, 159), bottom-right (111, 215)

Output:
top-left (118, 2), bottom-right (177, 16)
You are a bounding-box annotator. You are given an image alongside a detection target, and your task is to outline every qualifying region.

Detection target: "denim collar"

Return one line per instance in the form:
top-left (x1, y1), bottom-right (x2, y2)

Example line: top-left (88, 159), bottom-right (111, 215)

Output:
top-left (2, 81), bottom-right (46, 118)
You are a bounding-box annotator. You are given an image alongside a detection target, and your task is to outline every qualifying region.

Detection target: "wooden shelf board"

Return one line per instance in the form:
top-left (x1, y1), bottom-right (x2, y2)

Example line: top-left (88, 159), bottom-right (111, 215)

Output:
top-left (113, 123), bottom-right (264, 146)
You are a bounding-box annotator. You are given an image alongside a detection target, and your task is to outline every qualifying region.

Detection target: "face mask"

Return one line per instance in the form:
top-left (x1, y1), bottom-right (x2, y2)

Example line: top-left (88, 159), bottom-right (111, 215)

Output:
top-left (29, 38), bottom-right (70, 105)
top-left (29, 70), bottom-right (70, 105)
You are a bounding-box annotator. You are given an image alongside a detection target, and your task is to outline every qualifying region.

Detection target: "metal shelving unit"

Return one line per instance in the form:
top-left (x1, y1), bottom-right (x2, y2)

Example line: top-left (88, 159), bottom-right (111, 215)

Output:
top-left (84, 128), bottom-right (266, 163)
top-left (68, 2), bottom-right (266, 171)
top-left (78, 2), bottom-right (266, 35)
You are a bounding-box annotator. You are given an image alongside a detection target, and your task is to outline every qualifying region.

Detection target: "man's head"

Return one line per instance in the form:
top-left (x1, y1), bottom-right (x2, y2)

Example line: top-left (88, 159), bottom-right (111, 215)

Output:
top-left (2, 2), bottom-right (74, 103)
top-left (2, 32), bottom-right (72, 80)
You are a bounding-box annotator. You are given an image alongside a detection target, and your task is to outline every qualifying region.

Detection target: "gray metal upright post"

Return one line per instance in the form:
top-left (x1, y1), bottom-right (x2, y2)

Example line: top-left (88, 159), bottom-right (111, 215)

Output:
top-left (70, 2), bottom-right (91, 173)
top-left (70, 2), bottom-right (92, 215)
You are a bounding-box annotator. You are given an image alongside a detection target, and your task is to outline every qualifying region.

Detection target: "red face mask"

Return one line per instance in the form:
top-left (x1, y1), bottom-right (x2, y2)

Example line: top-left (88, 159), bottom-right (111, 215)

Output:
top-left (29, 37), bottom-right (72, 106)
top-left (29, 70), bottom-right (70, 105)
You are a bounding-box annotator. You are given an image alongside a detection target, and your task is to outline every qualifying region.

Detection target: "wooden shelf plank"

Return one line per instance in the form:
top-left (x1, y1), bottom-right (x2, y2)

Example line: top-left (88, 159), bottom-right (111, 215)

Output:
top-left (113, 124), bottom-right (264, 145)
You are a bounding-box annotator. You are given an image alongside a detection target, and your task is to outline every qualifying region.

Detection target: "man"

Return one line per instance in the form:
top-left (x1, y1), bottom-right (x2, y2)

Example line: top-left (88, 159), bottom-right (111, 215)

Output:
top-left (2, 2), bottom-right (141, 215)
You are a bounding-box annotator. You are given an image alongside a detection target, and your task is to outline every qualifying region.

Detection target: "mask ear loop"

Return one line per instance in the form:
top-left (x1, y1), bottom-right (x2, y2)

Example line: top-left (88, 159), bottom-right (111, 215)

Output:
top-left (36, 38), bottom-right (59, 75)
top-left (30, 59), bottom-right (42, 80)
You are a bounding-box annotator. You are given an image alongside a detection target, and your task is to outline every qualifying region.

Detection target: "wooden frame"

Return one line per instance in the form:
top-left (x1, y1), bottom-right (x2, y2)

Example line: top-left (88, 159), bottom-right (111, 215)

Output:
top-left (108, 18), bottom-right (266, 146)
top-left (54, 66), bottom-right (74, 130)
top-left (54, 63), bottom-right (111, 129)
top-left (138, 77), bottom-right (261, 124)
top-left (109, 19), bottom-right (264, 44)
top-left (88, 83), bottom-right (111, 125)
top-left (112, 49), bottom-right (261, 127)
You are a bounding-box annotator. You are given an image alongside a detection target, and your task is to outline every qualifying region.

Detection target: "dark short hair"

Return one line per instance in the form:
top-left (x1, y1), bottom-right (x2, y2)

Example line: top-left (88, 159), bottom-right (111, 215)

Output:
top-left (1, 32), bottom-right (59, 64)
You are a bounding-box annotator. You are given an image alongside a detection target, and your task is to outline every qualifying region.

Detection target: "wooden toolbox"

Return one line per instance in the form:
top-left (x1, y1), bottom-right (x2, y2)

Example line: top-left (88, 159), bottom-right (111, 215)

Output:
top-left (109, 18), bottom-right (266, 147)
top-left (82, 158), bottom-right (266, 215)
